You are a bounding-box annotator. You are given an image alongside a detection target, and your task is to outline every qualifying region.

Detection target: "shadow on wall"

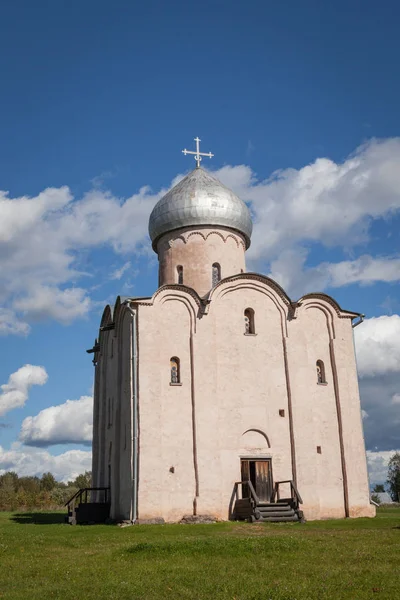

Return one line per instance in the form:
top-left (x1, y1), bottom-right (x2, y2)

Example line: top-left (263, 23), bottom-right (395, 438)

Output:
top-left (11, 512), bottom-right (66, 525)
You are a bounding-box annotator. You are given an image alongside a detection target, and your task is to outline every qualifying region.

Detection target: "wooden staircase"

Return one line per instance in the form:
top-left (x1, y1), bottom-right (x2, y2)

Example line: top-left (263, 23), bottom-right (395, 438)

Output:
top-left (231, 480), bottom-right (304, 523)
top-left (65, 487), bottom-right (110, 525)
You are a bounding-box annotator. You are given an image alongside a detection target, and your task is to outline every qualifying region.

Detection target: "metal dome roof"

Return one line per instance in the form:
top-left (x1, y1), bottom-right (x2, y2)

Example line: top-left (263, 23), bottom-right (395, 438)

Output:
top-left (148, 167), bottom-right (253, 250)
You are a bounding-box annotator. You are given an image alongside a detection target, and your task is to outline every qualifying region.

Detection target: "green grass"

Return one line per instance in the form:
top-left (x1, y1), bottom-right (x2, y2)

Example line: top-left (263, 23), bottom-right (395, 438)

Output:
top-left (0, 508), bottom-right (399, 600)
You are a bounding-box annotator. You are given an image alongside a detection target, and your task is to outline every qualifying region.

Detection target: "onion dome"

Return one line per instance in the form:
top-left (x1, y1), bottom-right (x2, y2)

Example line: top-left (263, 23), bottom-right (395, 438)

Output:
top-left (148, 167), bottom-right (253, 250)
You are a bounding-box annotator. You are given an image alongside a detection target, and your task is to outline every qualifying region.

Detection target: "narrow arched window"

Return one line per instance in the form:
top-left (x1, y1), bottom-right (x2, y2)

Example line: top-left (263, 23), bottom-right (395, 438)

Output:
top-left (212, 263), bottom-right (221, 287)
top-left (244, 308), bottom-right (255, 334)
top-left (170, 357), bottom-right (180, 384)
top-left (177, 265), bottom-right (183, 284)
top-left (316, 360), bottom-right (326, 384)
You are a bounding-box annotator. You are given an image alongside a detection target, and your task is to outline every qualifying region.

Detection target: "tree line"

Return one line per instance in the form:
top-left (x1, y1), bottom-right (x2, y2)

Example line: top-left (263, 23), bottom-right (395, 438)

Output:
top-left (1, 452), bottom-right (399, 511)
top-left (0, 470), bottom-right (92, 511)
top-left (371, 452), bottom-right (400, 504)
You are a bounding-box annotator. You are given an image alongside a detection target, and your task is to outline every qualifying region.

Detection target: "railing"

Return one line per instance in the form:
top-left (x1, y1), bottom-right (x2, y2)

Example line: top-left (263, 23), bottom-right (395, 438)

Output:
top-left (229, 480), bottom-right (259, 519)
top-left (271, 480), bottom-right (303, 509)
top-left (65, 487), bottom-right (110, 513)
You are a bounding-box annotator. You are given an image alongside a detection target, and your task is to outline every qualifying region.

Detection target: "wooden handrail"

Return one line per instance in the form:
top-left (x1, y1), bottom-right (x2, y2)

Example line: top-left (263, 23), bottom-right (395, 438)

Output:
top-left (273, 480), bottom-right (303, 508)
top-left (65, 487), bottom-right (110, 509)
top-left (232, 480), bottom-right (260, 505)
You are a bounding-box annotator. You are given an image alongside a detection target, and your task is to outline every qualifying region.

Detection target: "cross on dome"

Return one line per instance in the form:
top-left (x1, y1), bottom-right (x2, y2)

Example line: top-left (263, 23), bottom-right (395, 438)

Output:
top-left (182, 137), bottom-right (214, 168)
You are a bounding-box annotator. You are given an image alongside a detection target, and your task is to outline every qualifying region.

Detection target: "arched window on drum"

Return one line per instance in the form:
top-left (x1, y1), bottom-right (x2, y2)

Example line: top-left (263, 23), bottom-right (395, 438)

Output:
top-left (316, 360), bottom-right (327, 384)
top-left (244, 308), bottom-right (255, 334)
top-left (170, 357), bottom-right (181, 384)
top-left (177, 265), bottom-right (183, 284)
top-left (212, 263), bottom-right (221, 287)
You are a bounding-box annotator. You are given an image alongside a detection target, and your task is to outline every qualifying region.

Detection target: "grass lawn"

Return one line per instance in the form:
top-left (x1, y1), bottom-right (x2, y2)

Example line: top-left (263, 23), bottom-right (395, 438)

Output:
top-left (0, 508), bottom-right (399, 600)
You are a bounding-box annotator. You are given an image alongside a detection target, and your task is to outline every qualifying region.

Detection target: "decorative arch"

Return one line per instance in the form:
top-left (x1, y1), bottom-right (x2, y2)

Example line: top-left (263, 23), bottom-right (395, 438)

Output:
top-left (242, 428), bottom-right (271, 448)
top-left (100, 304), bottom-right (112, 329)
top-left (204, 230), bottom-right (226, 244)
top-left (302, 301), bottom-right (336, 340)
top-left (186, 230), bottom-right (207, 242)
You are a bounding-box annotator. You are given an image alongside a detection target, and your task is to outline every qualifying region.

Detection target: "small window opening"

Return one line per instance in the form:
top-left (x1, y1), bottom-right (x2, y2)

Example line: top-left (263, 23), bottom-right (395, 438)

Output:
top-left (212, 263), bottom-right (221, 286)
top-left (177, 265), bottom-right (183, 284)
top-left (317, 446), bottom-right (322, 454)
top-left (316, 360), bottom-right (326, 384)
top-left (244, 308), bottom-right (255, 334)
top-left (279, 409), bottom-right (285, 417)
top-left (170, 356), bottom-right (180, 384)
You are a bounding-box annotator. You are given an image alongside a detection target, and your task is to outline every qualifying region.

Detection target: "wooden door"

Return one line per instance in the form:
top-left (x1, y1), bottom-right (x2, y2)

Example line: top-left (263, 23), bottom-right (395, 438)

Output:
top-left (241, 459), bottom-right (272, 502)
top-left (254, 460), bottom-right (271, 502)
top-left (241, 460), bottom-right (250, 499)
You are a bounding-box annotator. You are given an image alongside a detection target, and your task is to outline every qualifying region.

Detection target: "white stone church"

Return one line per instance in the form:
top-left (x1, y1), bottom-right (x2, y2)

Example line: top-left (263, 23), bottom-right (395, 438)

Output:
top-left (90, 140), bottom-right (374, 523)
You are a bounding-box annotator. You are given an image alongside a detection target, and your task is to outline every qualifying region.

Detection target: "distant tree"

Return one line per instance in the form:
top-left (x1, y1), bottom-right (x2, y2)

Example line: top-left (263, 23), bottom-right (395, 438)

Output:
top-left (372, 484), bottom-right (385, 493)
top-left (387, 452), bottom-right (400, 502)
top-left (18, 476), bottom-right (41, 494)
top-left (371, 493), bottom-right (381, 504)
top-left (0, 471), bottom-right (18, 491)
top-left (40, 472), bottom-right (57, 491)
top-left (70, 471), bottom-right (92, 490)
top-left (0, 472), bottom-right (18, 510)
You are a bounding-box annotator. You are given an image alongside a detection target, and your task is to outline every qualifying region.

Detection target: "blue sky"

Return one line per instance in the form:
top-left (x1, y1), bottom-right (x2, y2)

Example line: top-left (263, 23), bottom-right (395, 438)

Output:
top-left (0, 0), bottom-right (399, 484)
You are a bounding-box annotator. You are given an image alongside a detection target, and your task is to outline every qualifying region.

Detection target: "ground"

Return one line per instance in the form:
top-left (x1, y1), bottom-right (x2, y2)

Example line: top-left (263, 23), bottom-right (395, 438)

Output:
top-left (0, 508), bottom-right (399, 600)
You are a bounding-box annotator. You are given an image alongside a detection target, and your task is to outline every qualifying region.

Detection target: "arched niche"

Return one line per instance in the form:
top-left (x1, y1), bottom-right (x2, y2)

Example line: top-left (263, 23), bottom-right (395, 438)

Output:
top-left (240, 428), bottom-right (271, 455)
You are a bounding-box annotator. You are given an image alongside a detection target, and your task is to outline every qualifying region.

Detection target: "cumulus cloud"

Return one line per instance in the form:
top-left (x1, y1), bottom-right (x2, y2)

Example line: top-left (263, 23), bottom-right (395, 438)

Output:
top-left (0, 309), bottom-right (30, 336)
top-left (267, 250), bottom-right (400, 298)
top-left (366, 450), bottom-right (398, 485)
top-left (0, 184), bottom-right (161, 333)
top-left (0, 444), bottom-right (91, 483)
top-left (20, 395), bottom-right (93, 447)
top-left (13, 286), bottom-right (91, 323)
top-left (216, 138), bottom-right (400, 263)
top-left (354, 315), bottom-right (400, 377)
top-left (0, 365), bottom-right (48, 417)
top-left (110, 261), bottom-right (131, 281)
top-left (1, 137), bottom-right (400, 333)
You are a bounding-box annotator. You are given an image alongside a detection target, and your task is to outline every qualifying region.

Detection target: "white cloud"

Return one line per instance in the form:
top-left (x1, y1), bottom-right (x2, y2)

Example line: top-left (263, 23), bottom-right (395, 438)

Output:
top-left (216, 138), bottom-right (400, 263)
top-left (392, 394), bottom-right (400, 405)
top-left (0, 184), bottom-right (161, 334)
top-left (354, 315), bottom-right (400, 377)
top-left (13, 286), bottom-right (91, 323)
top-left (2, 137), bottom-right (400, 334)
top-left (266, 251), bottom-right (400, 299)
top-left (0, 365), bottom-right (48, 417)
top-left (361, 410), bottom-right (369, 420)
top-left (0, 444), bottom-right (91, 483)
top-left (20, 395), bottom-right (92, 447)
top-left (366, 450), bottom-right (398, 485)
top-left (110, 261), bottom-right (131, 280)
top-left (0, 308), bottom-right (30, 336)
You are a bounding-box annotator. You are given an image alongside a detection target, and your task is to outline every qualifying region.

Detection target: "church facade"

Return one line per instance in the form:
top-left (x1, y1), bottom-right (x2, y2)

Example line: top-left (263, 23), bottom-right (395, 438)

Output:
top-left (91, 148), bottom-right (374, 523)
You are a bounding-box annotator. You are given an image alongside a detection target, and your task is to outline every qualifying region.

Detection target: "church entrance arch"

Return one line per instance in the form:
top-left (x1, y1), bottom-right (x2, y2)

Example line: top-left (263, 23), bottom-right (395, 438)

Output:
top-left (241, 458), bottom-right (273, 503)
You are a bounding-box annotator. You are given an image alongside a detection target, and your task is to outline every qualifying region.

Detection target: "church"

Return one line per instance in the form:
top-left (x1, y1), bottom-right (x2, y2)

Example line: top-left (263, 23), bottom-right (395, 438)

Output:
top-left (90, 139), bottom-right (375, 523)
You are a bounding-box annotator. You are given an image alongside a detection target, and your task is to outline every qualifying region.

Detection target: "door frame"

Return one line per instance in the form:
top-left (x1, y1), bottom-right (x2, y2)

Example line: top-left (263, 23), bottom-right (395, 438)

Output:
top-left (240, 456), bottom-right (274, 502)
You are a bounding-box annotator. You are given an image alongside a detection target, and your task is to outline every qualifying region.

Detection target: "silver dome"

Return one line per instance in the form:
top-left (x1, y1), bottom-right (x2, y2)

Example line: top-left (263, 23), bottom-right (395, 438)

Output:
top-left (149, 167), bottom-right (253, 250)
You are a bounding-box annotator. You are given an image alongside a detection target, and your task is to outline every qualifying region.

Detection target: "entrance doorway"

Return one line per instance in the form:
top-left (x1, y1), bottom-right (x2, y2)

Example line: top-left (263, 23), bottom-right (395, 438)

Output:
top-left (241, 459), bottom-right (272, 502)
